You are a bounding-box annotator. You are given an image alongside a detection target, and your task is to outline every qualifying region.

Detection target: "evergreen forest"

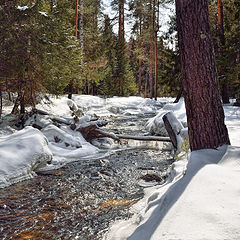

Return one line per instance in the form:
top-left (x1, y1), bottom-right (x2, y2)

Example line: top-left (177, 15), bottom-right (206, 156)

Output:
top-left (0, 0), bottom-right (240, 114)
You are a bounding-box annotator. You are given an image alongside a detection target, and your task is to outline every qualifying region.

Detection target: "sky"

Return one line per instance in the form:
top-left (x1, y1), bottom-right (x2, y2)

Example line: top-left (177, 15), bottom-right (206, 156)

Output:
top-left (102, 0), bottom-right (175, 41)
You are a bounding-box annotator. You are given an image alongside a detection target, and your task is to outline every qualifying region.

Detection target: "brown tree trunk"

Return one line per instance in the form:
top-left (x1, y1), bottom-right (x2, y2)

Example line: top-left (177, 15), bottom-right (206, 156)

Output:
top-left (154, 30), bottom-right (158, 100)
top-left (149, 44), bottom-right (153, 99)
top-left (217, 0), bottom-right (225, 46)
top-left (119, 0), bottom-right (125, 43)
top-left (144, 73), bottom-right (148, 98)
top-left (217, 0), bottom-right (229, 104)
top-left (138, 58), bottom-right (142, 95)
top-left (173, 86), bottom-right (183, 103)
top-left (138, 20), bottom-right (142, 96)
top-left (68, 0), bottom-right (79, 99)
top-left (74, 0), bottom-right (78, 37)
top-left (0, 89), bottom-right (2, 117)
top-left (78, 0), bottom-right (84, 59)
top-left (153, 0), bottom-right (160, 101)
top-left (176, 0), bottom-right (230, 151)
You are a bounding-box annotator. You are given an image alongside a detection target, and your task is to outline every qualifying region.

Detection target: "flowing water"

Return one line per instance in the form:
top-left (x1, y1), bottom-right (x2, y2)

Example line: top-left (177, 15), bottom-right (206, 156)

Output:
top-left (0, 113), bottom-right (173, 240)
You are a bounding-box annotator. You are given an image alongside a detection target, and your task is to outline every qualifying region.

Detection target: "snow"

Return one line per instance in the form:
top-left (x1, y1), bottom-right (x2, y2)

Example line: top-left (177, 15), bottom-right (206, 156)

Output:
top-left (104, 98), bottom-right (240, 240)
top-left (17, 6), bottom-right (29, 11)
top-left (0, 127), bottom-right (52, 188)
top-left (146, 98), bottom-right (187, 136)
top-left (39, 11), bottom-right (48, 17)
top-left (0, 95), bottom-right (170, 187)
top-left (0, 95), bottom-right (240, 239)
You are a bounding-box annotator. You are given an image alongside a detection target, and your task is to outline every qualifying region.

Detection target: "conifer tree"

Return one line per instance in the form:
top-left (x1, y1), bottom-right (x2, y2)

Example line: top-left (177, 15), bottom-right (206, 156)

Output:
top-left (0, 0), bottom-right (83, 112)
top-left (176, 0), bottom-right (230, 150)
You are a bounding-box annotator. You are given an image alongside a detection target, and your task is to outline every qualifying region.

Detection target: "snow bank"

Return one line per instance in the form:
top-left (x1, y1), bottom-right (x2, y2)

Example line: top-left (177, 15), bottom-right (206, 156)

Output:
top-left (146, 98), bottom-right (240, 148)
top-left (0, 127), bottom-right (52, 188)
top-left (105, 145), bottom-right (240, 240)
top-left (224, 105), bottom-right (240, 147)
top-left (105, 98), bottom-right (240, 240)
top-left (145, 98), bottom-right (187, 136)
top-left (71, 95), bottom-right (172, 117)
top-left (44, 124), bottom-right (98, 161)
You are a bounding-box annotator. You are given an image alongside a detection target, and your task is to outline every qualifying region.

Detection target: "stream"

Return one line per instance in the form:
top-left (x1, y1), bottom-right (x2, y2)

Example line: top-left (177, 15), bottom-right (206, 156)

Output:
top-left (0, 113), bottom-right (173, 240)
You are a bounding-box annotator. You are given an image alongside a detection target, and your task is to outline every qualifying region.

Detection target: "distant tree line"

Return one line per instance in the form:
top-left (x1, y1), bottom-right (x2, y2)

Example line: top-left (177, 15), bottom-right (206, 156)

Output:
top-left (0, 0), bottom-right (239, 114)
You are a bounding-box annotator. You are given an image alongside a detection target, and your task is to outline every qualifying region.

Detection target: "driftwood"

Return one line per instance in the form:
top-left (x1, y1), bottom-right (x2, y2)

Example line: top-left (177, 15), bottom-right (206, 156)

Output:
top-left (162, 112), bottom-right (184, 149)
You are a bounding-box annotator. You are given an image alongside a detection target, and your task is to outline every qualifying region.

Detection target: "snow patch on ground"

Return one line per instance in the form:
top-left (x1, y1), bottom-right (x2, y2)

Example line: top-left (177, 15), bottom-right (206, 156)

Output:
top-left (0, 127), bottom-right (52, 188)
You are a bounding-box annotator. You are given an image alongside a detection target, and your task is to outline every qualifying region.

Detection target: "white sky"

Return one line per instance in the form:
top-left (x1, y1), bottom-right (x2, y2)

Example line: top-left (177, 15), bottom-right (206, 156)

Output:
top-left (102, 0), bottom-right (175, 41)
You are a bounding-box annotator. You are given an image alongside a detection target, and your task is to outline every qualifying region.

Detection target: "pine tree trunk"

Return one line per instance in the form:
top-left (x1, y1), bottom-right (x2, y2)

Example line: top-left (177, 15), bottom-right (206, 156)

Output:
top-left (68, 0), bottom-right (79, 99)
top-left (0, 89), bottom-right (2, 117)
top-left (149, 44), bottom-right (153, 99)
top-left (153, 0), bottom-right (159, 101)
top-left (138, 21), bottom-right (142, 96)
top-left (217, 0), bottom-right (230, 104)
top-left (176, 0), bottom-right (230, 150)
top-left (217, 0), bottom-right (225, 46)
top-left (138, 58), bottom-right (142, 95)
top-left (74, 0), bottom-right (78, 37)
top-left (144, 73), bottom-right (148, 98)
top-left (79, 0), bottom-right (84, 57)
top-left (119, 0), bottom-right (125, 43)
top-left (118, 0), bottom-right (125, 96)
top-left (20, 93), bottom-right (25, 114)
top-left (154, 30), bottom-right (158, 100)
top-left (173, 86), bottom-right (183, 103)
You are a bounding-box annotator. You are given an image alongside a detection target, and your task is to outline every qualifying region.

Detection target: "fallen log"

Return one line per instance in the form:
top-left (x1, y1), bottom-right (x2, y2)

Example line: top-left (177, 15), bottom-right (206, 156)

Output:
top-left (51, 116), bottom-right (71, 125)
top-left (31, 108), bottom-right (50, 115)
top-left (77, 122), bottom-right (112, 142)
top-left (117, 134), bottom-right (171, 142)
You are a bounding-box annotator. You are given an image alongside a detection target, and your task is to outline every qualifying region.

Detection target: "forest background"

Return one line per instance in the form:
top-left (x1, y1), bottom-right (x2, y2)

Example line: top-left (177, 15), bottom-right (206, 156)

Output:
top-left (0, 0), bottom-right (240, 115)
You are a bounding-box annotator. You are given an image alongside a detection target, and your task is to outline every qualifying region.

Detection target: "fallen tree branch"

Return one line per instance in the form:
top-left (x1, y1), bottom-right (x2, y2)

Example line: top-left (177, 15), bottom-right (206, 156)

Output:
top-left (51, 117), bottom-right (70, 125)
top-left (95, 129), bottom-right (120, 142)
top-left (117, 134), bottom-right (171, 142)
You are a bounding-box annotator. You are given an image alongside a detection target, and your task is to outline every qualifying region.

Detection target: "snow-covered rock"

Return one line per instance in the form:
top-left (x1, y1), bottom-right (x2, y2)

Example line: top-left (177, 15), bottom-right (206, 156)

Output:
top-left (0, 127), bottom-right (52, 188)
top-left (41, 124), bottom-right (82, 148)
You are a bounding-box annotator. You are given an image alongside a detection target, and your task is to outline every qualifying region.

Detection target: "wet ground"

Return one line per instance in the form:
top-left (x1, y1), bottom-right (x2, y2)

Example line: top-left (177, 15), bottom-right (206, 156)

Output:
top-left (0, 114), bottom-right (173, 240)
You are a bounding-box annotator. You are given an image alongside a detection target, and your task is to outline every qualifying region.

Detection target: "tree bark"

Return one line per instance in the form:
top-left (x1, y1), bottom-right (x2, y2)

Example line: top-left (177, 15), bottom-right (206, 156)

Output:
top-left (153, 0), bottom-right (160, 101)
top-left (0, 89), bottom-right (2, 117)
top-left (119, 0), bottom-right (125, 43)
top-left (175, 0), bottom-right (230, 150)
top-left (173, 86), bottom-right (183, 103)
top-left (149, 44), bottom-right (154, 99)
top-left (138, 21), bottom-right (142, 96)
top-left (154, 30), bottom-right (158, 101)
top-left (217, 0), bottom-right (225, 46)
top-left (138, 58), bottom-right (142, 95)
top-left (74, 0), bottom-right (78, 37)
top-left (217, 0), bottom-right (230, 104)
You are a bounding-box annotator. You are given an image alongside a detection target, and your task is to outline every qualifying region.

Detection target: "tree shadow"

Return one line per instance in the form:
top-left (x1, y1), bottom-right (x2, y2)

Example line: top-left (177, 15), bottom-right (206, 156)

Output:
top-left (127, 146), bottom-right (227, 240)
